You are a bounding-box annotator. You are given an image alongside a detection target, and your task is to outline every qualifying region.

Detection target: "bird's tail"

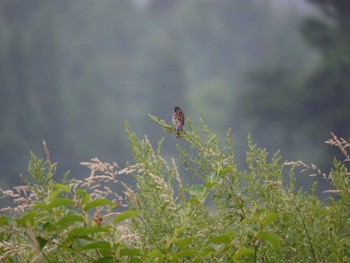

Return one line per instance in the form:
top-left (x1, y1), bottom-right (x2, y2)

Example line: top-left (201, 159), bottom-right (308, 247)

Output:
top-left (177, 125), bottom-right (183, 133)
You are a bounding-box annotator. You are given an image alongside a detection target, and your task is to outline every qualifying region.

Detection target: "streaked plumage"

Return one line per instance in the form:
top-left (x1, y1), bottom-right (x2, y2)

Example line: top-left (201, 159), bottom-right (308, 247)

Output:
top-left (172, 106), bottom-right (185, 133)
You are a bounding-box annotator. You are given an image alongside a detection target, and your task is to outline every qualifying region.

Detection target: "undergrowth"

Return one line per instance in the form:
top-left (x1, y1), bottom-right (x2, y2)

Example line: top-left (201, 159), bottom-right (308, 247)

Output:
top-left (0, 116), bottom-right (349, 262)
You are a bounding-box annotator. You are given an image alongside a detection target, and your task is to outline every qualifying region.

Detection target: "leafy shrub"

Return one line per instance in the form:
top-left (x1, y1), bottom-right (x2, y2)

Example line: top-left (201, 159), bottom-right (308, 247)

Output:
top-left (0, 117), bottom-right (349, 262)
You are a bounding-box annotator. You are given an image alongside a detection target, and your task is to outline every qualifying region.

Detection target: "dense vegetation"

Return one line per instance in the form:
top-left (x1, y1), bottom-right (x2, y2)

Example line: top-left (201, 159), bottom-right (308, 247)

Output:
top-left (1, 117), bottom-right (349, 262)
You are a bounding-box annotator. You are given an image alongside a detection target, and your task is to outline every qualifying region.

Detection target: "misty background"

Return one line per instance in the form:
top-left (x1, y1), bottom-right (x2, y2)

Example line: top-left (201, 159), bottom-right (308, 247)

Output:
top-left (1, 0), bottom-right (349, 194)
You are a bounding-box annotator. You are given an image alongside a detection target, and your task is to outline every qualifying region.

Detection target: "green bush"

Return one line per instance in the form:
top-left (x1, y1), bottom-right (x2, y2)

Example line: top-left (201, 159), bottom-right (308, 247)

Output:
top-left (0, 117), bottom-right (349, 262)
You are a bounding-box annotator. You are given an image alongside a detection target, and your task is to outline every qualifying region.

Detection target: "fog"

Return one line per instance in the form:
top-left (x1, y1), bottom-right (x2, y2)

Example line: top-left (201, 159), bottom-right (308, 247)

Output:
top-left (1, 0), bottom-right (349, 194)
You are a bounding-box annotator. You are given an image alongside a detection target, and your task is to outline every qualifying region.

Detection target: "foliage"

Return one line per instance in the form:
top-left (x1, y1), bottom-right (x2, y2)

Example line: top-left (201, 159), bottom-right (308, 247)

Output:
top-left (1, 117), bottom-right (350, 262)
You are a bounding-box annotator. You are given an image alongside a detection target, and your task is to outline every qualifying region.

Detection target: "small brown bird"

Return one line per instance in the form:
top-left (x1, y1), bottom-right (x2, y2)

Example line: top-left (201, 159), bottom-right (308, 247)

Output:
top-left (172, 106), bottom-right (185, 134)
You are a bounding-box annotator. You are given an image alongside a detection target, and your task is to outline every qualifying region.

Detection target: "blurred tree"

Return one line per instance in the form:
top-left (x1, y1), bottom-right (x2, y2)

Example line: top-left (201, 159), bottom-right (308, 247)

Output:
top-left (237, 0), bottom-right (350, 167)
top-left (55, 0), bottom-right (143, 168)
top-left (0, 1), bottom-right (64, 186)
top-left (300, 0), bottom-right (350, 141)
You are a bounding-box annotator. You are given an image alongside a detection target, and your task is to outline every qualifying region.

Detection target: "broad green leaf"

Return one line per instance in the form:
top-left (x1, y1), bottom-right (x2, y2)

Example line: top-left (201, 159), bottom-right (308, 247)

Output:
top-left (209, 234), bottom-right (231, 245)
top-left (53, 183), bottom-right (70, 193)
top-left (205, 181), bottom-right (217, 189)
top-left (50, 198), bottom-right (75, 208)
top-left (66, 226), bottom-right (109, 241)
top-left (171, 249), bottom-right (198, 260)
top-left (0, 215), bottom-right (13, 226)
top-left (32, 203), bottom-right (48, 209)
top-left (218, 166), bottom-right (234, 175)
top-left (209, 231), bottom-right (234, 245)
top-left (233, 247), bottom-right (255, 259)
top-left (16, 211), bottom-right (37, 227)
top-left (128, 258), bottom-right (143, 263)
top-left (36, 236), bottom-right (48, 250)
top-left (82, 241), bottom-right (111, 250)
top-left (176, 237), bottom-right (195, 250)
top-left (257, 232), bottom-right (281, 250)
top-left (193, 248), bottom-right (215, 263)
top-left (75, 189), bottom-right (91, 206)
top-left (83, 198), bottom-right (113, 211)
top-left (56, 215), bottom-right (84, 226)
top-left (120, 248), bottom-right (143, 256)
top-left (188, 197), bottom-right (201, 206)
top-left (261, 213), bottom-right (279, 228)
top-left (187, 185), bottom-right (205, 197)
top-left (146, 250), bottom-right (163, 258)
top-left (114, 210), bottom-right (141, 224)
top-left (94, 256), bottom-right (114, 263)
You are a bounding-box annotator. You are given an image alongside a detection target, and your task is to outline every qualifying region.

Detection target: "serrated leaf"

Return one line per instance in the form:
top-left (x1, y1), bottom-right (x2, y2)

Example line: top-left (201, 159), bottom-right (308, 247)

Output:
top-left (53, 183), bottom-right (70, 193)
top-left (261, 213), bottom-right (279, 228)
top-left (257, 231), bottom-right (281, 250)
top-left (83, 198), bottom-right (113, 211)
top-left (120, 248), bottom-right (143, 256)
top-left (82, 241), bottom-right (111, 250)
top-left (56, 215), bottom-right (84, 226)
top-left (50, 198), bottom-right (75, 208)
top-left (233, 247), bottom-right (255, 259)
top-left (114, 210), bottom-right (141, 224)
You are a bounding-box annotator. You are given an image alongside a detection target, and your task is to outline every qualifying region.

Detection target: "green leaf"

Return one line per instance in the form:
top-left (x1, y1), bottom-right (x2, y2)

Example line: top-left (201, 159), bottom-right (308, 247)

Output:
top-left (261, 213), bottom-right (279, 228)
top-left (146, 250), bottom-right (163, 258)
top-left (83, 198), bottom-right (113, 211)
top-left (53, 183), bottom-right (70, 193)
top-left (82, 241), bottom-right (111, 250)
top-left (120, 248), bottom-right (143, 256)
top-left (187, 185), bottom-right (205, 197)
top-left (233, 247), bottom-right (255, 259)
top-left (50, 198), bottom-right (75, 208)
top-left (36, 236), bottom-right (49, 250)
top-left (66, 226), bottom-right (109, 241)
top-left (176, 237), bottom-right (195, 250)
top-left (56, 215), bottom-right (84, 226)
top-left (75, 189), bottom-right (91, 206)
top-left (218, 166), bottom-right (234, 175)
top-left (193, 248), bottom-right (215, 263)
top-left (94, 256), bottom-right (114, 263)
top-left (16, 211), bottom-right (36, 227)
top-left (209, 235), bottom-right (230, 245)
top-left (128, 259), bottom-right (143, 263)
top-left (209, 232), bottom-right (234, 245)
top-left (0, 215), bottom-right (13, 226)
top-left (114, 210), bottom-right (141, 224)
top-left (32, 203), bottom-right (49, 209)
top-left (205, 181), bottom-right (217, 189)
top-left (257, 231), bottom-right (281, 250)
top-left (171, 249), bottom-right (198, 260)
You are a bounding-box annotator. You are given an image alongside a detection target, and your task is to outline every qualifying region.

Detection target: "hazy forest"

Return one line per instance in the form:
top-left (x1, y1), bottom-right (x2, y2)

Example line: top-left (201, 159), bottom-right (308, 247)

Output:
top-left (1, 1), bottom-right (350, 262)
top-left (1, 0), bottom-right (349, 191)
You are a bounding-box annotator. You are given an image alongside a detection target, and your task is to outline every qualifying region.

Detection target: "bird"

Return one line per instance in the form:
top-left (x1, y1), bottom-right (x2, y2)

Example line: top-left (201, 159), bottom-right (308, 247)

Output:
top-left (172, 106), bottom-right (185, 134)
